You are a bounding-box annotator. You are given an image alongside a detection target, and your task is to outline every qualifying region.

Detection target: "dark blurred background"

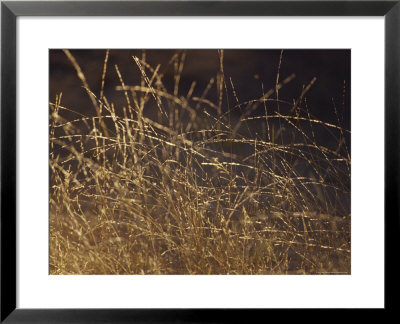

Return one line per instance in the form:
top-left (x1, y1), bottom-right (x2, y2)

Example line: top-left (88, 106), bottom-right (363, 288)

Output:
top-left (50, 49), bottom-right (350, 131)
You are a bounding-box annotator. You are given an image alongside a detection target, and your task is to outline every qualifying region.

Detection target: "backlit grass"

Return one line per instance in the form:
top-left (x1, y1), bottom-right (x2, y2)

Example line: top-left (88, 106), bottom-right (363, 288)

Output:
top-left (50, 49), bottom-right (350, 274)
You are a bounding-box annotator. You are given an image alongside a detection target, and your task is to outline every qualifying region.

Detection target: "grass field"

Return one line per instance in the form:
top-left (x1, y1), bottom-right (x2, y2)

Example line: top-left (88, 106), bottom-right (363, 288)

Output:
top-left (50, 49), bottom-right (351, 274)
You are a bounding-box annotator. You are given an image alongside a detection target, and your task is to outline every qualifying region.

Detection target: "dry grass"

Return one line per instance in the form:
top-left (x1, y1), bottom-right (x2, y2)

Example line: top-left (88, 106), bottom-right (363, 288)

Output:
top-left (50, 50), bottom-right (350, 274)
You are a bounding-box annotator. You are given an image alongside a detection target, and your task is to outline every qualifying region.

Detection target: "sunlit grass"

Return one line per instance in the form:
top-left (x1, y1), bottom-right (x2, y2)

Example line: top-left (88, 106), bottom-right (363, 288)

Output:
top-left (49, 49), bottom-right (350, 274)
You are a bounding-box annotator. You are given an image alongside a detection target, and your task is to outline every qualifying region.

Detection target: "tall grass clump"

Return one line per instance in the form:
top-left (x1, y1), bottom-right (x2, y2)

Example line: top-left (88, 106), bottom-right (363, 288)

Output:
top-left (50, 49), bottom-right (350, 274)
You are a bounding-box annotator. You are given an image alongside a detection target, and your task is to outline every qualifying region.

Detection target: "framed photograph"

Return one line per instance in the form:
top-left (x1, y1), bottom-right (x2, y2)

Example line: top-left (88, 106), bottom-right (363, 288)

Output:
top-left (1, 0), bottom-right (398, 321)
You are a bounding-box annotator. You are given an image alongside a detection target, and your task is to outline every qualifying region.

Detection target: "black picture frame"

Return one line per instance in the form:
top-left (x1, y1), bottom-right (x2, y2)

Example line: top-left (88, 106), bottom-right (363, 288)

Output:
top-left (1, 0), bottom-right (398, 322)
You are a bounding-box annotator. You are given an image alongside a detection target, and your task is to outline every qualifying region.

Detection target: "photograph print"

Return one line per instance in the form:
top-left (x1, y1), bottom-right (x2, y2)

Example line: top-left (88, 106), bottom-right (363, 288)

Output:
top-left (49, 49), bottom-right (350, 274)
